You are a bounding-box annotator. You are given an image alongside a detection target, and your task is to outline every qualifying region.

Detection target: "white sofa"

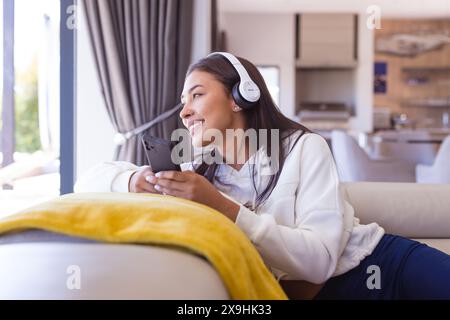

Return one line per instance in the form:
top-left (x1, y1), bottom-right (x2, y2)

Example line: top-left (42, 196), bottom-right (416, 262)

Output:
top-left (1, 182), bottom-right (449, 299)
top-left (342, 182), bottom-right (450, 254)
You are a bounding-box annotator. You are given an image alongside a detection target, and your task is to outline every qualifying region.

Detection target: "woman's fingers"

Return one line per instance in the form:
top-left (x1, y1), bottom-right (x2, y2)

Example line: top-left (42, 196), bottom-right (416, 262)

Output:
top-left (139, 182), bottom-right (162, 194)
top-left (153, 185), bottom-right (186, 199)
top-left (129, 166), bottom-right (152, 192)
top-left (133, 169), bottom-right (162, 194)
top-left (153, 177), bottom-right (185, 192)
top-left (136, 170), bottom-right (196, 197)
top-left (145, 172), bottom-right (187, 192)
top-left (155, 170), bottom-right (187, 182)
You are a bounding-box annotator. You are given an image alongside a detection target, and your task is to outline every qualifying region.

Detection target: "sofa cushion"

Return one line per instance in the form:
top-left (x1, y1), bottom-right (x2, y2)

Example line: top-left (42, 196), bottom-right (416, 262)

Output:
top-left (414, 239), bottom-right (450, 255)
top-left (342, 182), bottom-right (450, 238)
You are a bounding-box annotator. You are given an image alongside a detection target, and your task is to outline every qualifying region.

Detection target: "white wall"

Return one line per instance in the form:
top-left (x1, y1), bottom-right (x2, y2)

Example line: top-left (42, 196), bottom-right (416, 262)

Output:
top-left (76, 0), bottom-right (115, 180)
top-left (191, 0), bottom-right (212, 63)
top-left (220, 13), bottom-right (296, 118)
top-left (351, 15), bottom-right (374, 132)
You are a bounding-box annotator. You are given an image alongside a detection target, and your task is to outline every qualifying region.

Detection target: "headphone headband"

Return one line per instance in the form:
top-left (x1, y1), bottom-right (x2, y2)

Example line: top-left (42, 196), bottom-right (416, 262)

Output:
top-left (207, 52), bottom-right (261, 108)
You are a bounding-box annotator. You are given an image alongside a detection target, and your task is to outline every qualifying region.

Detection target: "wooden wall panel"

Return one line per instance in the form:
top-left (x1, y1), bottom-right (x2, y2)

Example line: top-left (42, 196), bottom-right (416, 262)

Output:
top-left (374, 19), bottom-right (450, 128)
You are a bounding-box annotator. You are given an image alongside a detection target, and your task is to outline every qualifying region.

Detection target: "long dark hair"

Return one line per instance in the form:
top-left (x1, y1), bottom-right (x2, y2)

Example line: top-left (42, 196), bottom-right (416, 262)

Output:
top-left (187, 54), bottom-right (311, 209)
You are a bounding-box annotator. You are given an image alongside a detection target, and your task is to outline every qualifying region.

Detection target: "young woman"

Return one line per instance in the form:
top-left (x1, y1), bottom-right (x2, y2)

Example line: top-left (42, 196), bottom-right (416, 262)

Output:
top-left (75, 52), bottom-right (450, 300)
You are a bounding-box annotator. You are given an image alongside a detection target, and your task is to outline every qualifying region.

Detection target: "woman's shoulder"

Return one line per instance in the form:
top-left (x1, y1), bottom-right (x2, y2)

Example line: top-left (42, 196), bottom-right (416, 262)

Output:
top-left (283, 130), bottom-right (329, 155)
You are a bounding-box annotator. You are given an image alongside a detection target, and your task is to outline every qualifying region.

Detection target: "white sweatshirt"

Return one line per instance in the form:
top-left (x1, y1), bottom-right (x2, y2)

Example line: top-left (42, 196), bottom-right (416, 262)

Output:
top-left (74, 132), bottom-right (385, 284)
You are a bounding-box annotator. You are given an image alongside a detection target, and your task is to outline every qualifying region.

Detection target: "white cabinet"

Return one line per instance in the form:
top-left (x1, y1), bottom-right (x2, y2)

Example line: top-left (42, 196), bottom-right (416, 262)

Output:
top-left (297, 14), bottom-right (358, 68)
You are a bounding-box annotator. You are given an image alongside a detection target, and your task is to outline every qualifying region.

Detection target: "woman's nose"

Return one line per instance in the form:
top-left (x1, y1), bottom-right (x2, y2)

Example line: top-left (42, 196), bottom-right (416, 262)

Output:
top-left (179, 102), bottom-right (193, 120)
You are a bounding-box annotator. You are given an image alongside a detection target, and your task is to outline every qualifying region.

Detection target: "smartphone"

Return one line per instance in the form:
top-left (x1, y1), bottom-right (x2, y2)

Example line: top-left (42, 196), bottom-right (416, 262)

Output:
top-left (141, 133), bottom-right (181, 173)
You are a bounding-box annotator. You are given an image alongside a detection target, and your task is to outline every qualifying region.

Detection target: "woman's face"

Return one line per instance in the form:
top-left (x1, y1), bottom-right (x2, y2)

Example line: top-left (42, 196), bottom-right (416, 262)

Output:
top-left (180, 70), bottom-right (245, 147)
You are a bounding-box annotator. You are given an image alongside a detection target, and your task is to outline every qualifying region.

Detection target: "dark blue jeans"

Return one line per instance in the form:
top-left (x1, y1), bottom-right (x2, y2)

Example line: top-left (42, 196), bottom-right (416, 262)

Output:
top-left (315, 234), bottom-right (450, 300)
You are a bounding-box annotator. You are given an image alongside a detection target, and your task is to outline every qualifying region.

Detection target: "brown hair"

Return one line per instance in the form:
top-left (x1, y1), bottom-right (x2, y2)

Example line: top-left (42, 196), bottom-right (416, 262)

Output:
top-left (187, 54), bottom-right (312, 209)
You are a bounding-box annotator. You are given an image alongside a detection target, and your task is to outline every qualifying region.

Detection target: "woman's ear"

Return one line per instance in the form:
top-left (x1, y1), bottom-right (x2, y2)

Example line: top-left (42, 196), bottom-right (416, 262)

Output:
top-left (227, 94), bottom-right (241, 113)
top-left (233, 105), bottom-right (243, 112)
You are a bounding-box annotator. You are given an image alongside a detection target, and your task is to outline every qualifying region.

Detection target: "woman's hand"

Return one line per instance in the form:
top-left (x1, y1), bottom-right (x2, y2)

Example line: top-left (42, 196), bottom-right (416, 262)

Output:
top-left (147, 171), bottom-right (240, 222)
top-left (128, 166), bottom-right (162, 194)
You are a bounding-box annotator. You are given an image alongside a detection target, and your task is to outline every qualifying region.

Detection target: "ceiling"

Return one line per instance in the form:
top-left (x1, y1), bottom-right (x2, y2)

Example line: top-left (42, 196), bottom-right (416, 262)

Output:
top-left (218, 0), bottom-right (450, 18)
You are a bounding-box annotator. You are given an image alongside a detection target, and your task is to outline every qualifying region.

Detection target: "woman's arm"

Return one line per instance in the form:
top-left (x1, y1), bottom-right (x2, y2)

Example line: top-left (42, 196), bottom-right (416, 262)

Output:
top-left (74, 161), bottom-right (139, 193)
top-left (235, 134), bottom-right (345, 284)
top-left (148, 170), bottom-right (241, 221)
top-left (74, 161), bottom-right (194, 193)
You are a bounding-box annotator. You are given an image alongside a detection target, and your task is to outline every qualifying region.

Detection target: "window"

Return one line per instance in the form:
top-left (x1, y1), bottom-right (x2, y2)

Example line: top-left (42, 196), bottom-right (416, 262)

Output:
top-left (1, 0), bottom-right (62, 217)
top-left (257, 66), bottom-right (280, 107)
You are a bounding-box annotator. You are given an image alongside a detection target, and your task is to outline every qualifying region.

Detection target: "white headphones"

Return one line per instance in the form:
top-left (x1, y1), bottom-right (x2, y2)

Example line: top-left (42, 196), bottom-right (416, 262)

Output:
top-left (207, 52), bottom-right (261, 110)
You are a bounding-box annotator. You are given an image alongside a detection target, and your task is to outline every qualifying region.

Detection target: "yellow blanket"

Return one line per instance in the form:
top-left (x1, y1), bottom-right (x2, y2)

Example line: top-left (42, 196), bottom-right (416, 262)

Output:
top-left (0, 192), bottom-right (287, 300)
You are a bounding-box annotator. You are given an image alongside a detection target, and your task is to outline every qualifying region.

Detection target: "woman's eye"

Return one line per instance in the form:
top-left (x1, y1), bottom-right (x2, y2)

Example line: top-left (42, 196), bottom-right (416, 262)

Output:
top-left (193, 93), bottom-right (202, 99)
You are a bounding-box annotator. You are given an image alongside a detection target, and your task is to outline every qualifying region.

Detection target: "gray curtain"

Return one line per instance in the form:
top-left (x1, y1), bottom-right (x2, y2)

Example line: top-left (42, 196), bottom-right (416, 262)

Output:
top-left (83, 0), bottom-right (193, 165)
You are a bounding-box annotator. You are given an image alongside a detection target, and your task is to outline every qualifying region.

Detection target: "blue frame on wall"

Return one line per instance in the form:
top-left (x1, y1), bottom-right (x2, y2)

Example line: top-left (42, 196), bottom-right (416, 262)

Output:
top-left (374, 61), bottom-right (387, 94)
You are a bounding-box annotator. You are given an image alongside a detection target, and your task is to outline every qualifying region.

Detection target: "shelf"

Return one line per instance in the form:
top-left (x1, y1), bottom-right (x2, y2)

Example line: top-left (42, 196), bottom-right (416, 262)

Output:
top-left (404, 79), bottom-right (450, 87)
top-left (402, 99), bottom-right (450, 108)
top-left (296, 60), bottom-right (357, 69)
top-left (401, 66), bottom-right (450, 74)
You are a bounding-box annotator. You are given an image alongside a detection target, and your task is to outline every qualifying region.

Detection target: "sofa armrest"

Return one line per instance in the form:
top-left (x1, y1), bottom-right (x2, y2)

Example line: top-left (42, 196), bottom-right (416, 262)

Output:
top-left (0, 243), bottom-right (229, 299)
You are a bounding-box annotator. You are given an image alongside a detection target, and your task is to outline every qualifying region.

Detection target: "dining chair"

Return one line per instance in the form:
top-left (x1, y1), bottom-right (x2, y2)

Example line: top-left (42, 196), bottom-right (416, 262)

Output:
top-left (416, 135), bottom-right (450, 184)
top-left (331, 130), bottom-right (416, 182)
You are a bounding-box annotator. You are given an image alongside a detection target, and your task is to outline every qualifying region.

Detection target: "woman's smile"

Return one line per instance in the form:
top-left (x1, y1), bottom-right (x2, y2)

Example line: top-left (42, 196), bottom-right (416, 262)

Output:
top-left (188, 120), bottom-right (205, 135)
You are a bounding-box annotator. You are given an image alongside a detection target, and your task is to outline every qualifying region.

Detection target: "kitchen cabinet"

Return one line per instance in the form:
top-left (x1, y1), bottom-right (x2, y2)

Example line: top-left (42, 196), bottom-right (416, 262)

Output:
top-left (296, 13), bottom-right (358, 68)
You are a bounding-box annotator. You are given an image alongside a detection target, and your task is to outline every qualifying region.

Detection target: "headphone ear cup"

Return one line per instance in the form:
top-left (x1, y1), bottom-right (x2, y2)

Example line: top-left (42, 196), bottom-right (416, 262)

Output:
top-left (232, 83), bottom-right (255, 110)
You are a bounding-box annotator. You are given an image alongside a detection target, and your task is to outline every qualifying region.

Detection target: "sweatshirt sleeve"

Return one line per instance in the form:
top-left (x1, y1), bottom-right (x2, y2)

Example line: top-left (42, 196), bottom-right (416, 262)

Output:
top-left (74, 161), bottom-right (139, 193)
top-left (235, 134), bottom-right (345, 284)
top-left (74, 161), bottom-right (195, 193)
